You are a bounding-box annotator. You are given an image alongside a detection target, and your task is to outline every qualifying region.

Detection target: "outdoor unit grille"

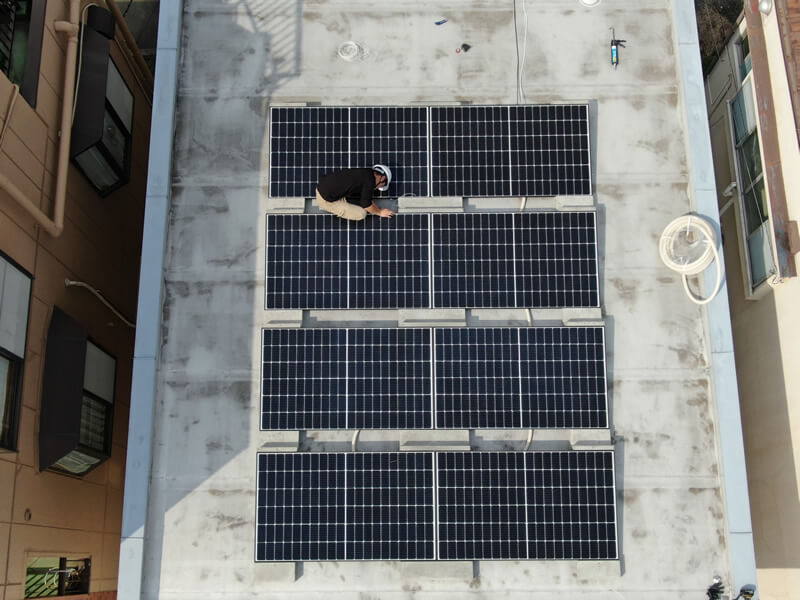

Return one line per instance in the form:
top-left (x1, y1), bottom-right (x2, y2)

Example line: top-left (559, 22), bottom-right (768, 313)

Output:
top-left (0, 0), bottom-right (17, 75)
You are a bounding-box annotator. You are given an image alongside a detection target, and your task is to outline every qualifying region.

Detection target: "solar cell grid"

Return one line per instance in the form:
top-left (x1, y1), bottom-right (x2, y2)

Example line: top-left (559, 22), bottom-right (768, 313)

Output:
top-left (261, 329), bottom-right (348, 430)
top-left (350, 106), bottom-right (429, 198)
top-left (270, 107), bottom-right (350, 197)
top-left (518, 327), bottom-right (608, 428)
top-left (514, 212), bottom-right (599, 308)
top-left (434, 328), bottom-right (521, 428)
top-left (265, 214), bottom-right (430, 309)
top-left (347, 453), bottom-right (436, 560)
top-left (347, 328), bottom-right (432, 429)
top-left (255, 453), bottom-right (347, 561)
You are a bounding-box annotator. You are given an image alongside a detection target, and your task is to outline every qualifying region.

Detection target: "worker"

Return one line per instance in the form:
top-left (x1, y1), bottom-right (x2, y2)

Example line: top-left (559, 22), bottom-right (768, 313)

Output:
top-left (315, 165), bottom-right (395, 220)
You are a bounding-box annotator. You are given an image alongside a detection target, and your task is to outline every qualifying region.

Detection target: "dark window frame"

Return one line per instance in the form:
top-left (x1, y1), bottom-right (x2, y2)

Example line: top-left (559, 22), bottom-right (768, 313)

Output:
top-left (0, 247), bottom-right (33, 452)
top-left (1, 0), bottom-right (45, 107)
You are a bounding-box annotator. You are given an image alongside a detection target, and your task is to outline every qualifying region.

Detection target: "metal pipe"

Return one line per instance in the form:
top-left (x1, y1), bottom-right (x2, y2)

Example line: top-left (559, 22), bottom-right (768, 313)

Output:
top-left (0, 84), bottom-right (19, 148)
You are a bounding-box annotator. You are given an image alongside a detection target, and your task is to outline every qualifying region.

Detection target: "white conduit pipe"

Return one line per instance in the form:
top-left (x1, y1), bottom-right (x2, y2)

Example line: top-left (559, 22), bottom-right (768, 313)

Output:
top-left (64, 278), bottom-right (136, 328)
top-left (658, 214), bottom-right (723, 306)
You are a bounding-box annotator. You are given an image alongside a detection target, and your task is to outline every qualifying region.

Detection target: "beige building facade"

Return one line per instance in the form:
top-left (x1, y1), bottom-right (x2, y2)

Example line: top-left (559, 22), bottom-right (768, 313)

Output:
top-left (705, 2), bottom-right (800, 599)
top-left (0, 1), bottom-right (151, 598)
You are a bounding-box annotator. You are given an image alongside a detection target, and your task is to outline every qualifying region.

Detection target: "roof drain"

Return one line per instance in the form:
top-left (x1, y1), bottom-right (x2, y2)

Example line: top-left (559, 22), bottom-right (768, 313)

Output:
top-left (658, 214), bottom-right (723, 306)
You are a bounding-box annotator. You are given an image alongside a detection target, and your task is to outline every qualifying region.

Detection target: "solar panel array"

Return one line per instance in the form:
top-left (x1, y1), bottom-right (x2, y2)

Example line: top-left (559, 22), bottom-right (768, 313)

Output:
top-left (269, 106), bottom-right (429, 198)
top-left (269, 104), bottom-right (591, 198)
top-left (265, 212), bottom-right (598, 309)
top-left (432, 212), bottom-right (599, 308)
top-left (265, 214), bottom-right (430, 309)
top-left (256, 451), bottom-right (617, 561)
top-left (261, 327), bottom-right (607, 430)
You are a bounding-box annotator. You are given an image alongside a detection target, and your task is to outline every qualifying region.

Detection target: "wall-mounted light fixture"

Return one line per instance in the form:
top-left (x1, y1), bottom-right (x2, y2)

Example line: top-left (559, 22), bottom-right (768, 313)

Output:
top-left (758, 0), bottom-right (773, 15)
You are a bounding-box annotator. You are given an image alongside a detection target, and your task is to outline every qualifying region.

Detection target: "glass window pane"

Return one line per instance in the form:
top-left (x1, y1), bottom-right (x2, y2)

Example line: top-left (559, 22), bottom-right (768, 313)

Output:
top-left (737, 132), bottom-right (763, 186)
top-left (0, 256), bottom-right (32, 358)
top-left (101, 109), bottom-right (126, 168)
top-left (732, 80), bottom-right (757, 145)
top-left (748, 221), bottom-right (772, 287)
top-left (84, 341), bottom-right (115, 402)
top-left (0, 354), bottom-right (20, 449)
top-left (739, 36), bottom-right (751, 80)
top-left (106, 59), bottom-right (133, 131)
top-left (79, 395), bottom-right (108, 453)
top-left (742, 179), bottom-right (768, 235)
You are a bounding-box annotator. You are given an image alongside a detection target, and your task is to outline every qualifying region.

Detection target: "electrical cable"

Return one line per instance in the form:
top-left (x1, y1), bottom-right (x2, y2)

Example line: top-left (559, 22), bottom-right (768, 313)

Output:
top-left (64, 278), bottom-right (136, 327)
top-left (658, 214), bottom-right (723, 305)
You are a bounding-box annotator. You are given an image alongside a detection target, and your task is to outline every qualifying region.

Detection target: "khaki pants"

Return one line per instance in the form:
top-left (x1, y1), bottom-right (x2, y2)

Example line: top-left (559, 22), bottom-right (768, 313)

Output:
top-left (315, 188), bottom-right (367, 221)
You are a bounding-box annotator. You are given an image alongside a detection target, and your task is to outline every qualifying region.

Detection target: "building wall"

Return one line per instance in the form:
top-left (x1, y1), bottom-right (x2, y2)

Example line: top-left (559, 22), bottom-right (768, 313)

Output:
top-left (705, 8), bottom-right (800, 600)
top-left (0, 1), bottom-right (149, 598)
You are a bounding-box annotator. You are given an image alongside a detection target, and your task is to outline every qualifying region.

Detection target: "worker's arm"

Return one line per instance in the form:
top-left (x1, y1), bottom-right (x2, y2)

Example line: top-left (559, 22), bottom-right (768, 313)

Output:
top-left (365, 203), bottom-right (394, 218)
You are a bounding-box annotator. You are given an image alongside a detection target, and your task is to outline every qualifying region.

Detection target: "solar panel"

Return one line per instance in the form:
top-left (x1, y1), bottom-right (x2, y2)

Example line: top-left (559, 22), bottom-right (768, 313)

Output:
top-left (265, 214), bottom-right (430, 309)
top-left (430, 105), bottom-right (591, 197)
top-left (261, 328), bottom-right (432, 430)
top-left (515, 212), bottom-right (599, 308)
top-left (347, 328), bottom-right (432, 429)
top-left (270, 107), bottom-right (349, 198)
top-left (347, 453), bottom-right (436, 560)
top-left (350, 106), bottom-right (429, 198)
top-left (437, 451), bottom-right (618, 560)
top-left (434, 328), bottom-right (521, 428)
top-left (256, 452), bottom-right (347, 561)
top-left (269, 106), bottom-right (428, 198)
top-left (255, 452), bottom-right (435, 561)
top-left (435, 327), bottom-right (607, 429)
top-left (431, 212), bottom-right (599, 308)
top-left (518, 327), bottom-right (607, 428)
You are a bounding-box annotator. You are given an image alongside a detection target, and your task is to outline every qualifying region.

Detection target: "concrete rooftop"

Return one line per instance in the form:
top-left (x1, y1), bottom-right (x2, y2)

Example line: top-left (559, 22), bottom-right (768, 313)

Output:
top-left (119, 0), bottom-right (758, 598)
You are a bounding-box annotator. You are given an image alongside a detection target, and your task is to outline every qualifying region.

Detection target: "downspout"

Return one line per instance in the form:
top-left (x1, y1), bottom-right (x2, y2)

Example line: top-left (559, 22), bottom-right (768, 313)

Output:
top-left (0, 0), bottom-right (81, 238)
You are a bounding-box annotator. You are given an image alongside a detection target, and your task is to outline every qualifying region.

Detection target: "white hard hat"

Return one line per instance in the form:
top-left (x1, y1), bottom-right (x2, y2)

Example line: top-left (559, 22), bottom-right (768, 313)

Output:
top-left (372, 164), bottom-right (392, 191)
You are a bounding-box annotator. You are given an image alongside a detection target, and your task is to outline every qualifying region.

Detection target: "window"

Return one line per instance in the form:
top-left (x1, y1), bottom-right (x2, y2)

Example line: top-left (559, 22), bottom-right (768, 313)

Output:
top-left (0, 250), bottom-right (32, 450)
top-left (51, 340), bottom-right (116, 475)
top-left (730, 79), bottom-right (774, 289)
top-left (0, 0), bottom-right (45, 106)
top-left (738, 34), bottom-right (751, 81)
top-left (39, 308), bottom-right (116, 475)
top-left (24, 556), bottom-right (91, 597)
top-left (72, 55), bottom-right (134, 196)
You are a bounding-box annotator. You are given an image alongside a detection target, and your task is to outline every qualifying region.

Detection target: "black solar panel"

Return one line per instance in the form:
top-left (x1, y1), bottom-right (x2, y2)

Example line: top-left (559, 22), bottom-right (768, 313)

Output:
top-left (261, 329), bottom-right (347, 430)
top-left (437, 451), bottom-right (618, 560)
top-left (257, 451), bottom-right (617, 562)
top-left (255, 452), bottom-right (435, 561)
top-left (270, 107), bottom-right (349, 198)
top-left (269, 106), bottom-right (428, 198)
top-left (265, 214), bottom-right (430, 309)
top-left (518, 327), bottom-right (607, 428)
top-left (347, 453), bottom-right (436, 560)
top-left (431, 212), bottom-right (599, 308)
top-left (256, 453), bottom-right (347, 561)
top-left (434, 328), bottom-right (521, 428)
top-left (261, 328), bottom-right (432, 430)
top-left (350, 106), bottom-right (429, 198)
top-left (435, 327), bottom-right (607, 429)
top-left (347, 328), bottom-right (432, 429)
top-left (431, 105), bottom-right (591, 197)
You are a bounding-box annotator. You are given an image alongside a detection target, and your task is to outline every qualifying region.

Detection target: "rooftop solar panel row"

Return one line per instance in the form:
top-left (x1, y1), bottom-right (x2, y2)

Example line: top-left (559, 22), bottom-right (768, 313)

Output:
top-left (261, 327), bottom-right (607, 431)
top-left (255, 451), bottom-right (618, 562)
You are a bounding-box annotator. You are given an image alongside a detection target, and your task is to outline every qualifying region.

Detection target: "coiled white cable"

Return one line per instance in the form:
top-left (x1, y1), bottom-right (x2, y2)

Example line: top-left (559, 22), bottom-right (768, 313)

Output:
top-left (658, 214), bottom-right (723, 305)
